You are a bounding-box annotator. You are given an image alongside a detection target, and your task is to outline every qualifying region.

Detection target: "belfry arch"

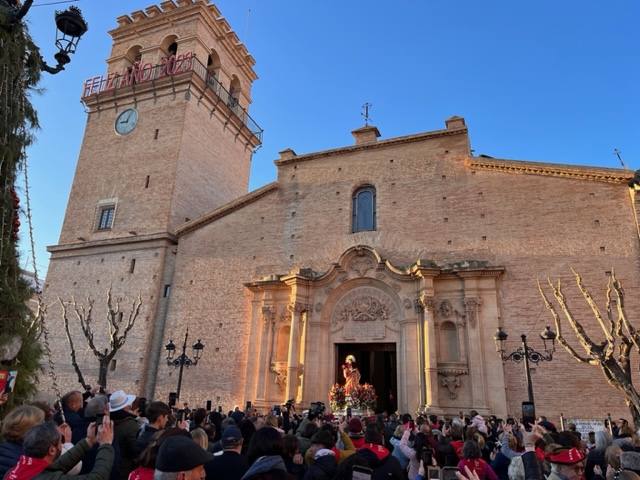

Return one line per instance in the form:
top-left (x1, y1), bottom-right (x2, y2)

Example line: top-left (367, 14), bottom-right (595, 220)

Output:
top-left (244, 245), bottom-right (509, 415)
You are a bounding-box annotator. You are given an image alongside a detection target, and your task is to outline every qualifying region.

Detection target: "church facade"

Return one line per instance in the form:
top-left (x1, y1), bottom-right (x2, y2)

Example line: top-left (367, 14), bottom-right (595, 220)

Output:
top-left (43, 0), bottom-right (640, 421)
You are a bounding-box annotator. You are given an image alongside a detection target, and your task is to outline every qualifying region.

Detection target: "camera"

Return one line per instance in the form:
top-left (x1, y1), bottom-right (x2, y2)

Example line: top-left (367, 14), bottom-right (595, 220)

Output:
top-left (308, 401), bottom-right (326, 419)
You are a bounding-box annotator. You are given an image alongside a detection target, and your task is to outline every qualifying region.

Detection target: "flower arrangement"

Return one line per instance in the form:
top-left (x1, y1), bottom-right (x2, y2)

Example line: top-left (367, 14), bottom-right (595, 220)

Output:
top-left (329, 383), bottom-right (347, 411)
top-left (350, 383), bottom-right (377, 410)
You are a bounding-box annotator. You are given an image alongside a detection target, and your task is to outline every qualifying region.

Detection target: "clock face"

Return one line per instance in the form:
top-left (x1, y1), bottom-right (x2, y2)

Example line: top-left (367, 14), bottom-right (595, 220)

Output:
top-left (114, 108), bottom-right (138, 135)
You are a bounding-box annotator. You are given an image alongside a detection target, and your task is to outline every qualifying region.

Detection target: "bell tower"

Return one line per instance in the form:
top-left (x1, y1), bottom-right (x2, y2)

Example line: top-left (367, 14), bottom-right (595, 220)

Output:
top-left (60, 0), bottom-right (261, 242)
top-left (44, 0), bottom-right (261, 397)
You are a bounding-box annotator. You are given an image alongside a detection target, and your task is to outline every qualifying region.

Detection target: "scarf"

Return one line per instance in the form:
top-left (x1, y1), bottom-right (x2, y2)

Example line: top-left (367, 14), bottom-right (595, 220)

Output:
top-left (6, 455), bottom-right (50, 480)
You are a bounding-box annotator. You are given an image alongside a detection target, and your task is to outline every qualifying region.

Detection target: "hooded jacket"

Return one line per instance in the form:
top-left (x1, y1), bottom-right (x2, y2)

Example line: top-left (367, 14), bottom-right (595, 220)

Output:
top-left (5, 439), bottom-right (113, 480)
top-left (304, 450), bottom-right (337, 480)
top-left (241, 455), bottom-right (288, 480)
top-left (0, 441), bottom-right (23, 479)
top-left (111, 410), bottom-right (139, 480)
top-left (338, 443), bottom-right (404, 480)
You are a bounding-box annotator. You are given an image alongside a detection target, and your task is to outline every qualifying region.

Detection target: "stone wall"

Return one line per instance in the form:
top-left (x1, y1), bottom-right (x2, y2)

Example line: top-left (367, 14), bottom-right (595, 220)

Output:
top-left (157, 120), bottom-right (640, 422)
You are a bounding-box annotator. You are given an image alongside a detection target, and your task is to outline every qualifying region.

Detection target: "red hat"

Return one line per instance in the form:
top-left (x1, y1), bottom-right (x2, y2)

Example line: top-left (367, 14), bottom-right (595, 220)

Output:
top-left (545, 447), bottom-right (585, 465)
top-left (348, 418), bottom-right (363, 437)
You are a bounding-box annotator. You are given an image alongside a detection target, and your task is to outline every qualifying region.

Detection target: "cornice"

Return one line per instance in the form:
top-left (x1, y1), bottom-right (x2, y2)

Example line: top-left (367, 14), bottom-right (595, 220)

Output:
top-left (48, 232), bottom-right (177, 255)
top-left (469, 157), bottom-right (633, 184)
top-left (275, 127), bottom-right (468, 166)
top-left (82, 71), bottom-right (261, 148)
top-left (176, 182), bottom-right (278, 236)
top-left (109, 1), bottom-right (257, 81)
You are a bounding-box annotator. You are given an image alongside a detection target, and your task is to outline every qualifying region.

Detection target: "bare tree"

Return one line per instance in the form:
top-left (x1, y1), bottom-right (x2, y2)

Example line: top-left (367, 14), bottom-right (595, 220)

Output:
top-left (59, 288), bottom-right (143, 390)
top-left (538, 269), bottom-right (640, 426)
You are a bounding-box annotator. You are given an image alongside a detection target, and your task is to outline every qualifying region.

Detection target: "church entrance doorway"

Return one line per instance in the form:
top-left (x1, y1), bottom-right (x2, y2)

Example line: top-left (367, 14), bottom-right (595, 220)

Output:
top-left (335, 343), bottom-right (397, 414)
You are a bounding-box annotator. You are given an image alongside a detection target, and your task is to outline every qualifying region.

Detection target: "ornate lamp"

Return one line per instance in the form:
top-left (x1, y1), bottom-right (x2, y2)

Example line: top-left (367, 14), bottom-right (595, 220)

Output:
top-left (540, 326), bottom-right (557, 354)
top-left (192, 339), bottom-right (205, 363)
top-left (165, 339), bottom-right (176, 361)
top-left (52, 7), bottom-right (88, 65)
top-left (493, 327), bottom-right (508, 353)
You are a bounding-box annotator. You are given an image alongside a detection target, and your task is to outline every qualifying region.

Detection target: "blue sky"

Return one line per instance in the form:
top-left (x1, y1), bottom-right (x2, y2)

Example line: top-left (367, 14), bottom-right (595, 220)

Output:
top-left (20, 0), bottom-right (640, 276)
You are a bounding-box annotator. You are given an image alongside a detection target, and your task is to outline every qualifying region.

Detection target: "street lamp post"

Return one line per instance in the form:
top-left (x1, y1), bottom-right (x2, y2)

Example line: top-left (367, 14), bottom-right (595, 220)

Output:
top-left (165, 328), bottom-right (204, 401)
top-left (493, 326), bottom-right (557, 404)
top-left (1, 2), bottom-right (88, 74)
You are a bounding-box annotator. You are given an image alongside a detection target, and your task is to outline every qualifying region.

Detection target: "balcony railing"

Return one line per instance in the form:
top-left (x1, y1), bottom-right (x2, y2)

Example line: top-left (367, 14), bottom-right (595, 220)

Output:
top-left (82, 53), bottom-right (263, 143)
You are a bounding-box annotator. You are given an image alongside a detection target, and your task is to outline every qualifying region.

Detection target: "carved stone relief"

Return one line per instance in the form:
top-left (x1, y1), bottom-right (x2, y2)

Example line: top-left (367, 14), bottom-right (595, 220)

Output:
top-left (270, 361), bottom-right (287, 391)
top-left (439, 300), bottom-right (453, 318)
top-left (437, 368), bottom-right (468, 400)
top-left (332, 286), bottom-right (399, 341)
top-left (464, 297), bottom-right (482, 327)
top-left (349, 255), bottom-right (376, 277)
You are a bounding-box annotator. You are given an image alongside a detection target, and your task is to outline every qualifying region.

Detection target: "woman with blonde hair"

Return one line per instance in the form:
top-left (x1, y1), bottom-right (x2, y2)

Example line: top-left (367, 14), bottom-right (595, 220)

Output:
top-left (0, 405), bottom-right (45, 478)
top-left (191, 427), bottom-right (209, 451)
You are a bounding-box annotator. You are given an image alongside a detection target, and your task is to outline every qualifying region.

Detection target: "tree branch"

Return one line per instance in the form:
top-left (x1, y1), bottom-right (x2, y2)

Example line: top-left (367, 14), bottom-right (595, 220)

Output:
top-left (58, 297), bottom-right (90, 390)
top-left (571, 268), bottom-right (615, 345)
top-left (612, 271), bottom-right (640, 350)
top-left (72, 296), bottom-right (100, 356)
top-left (547, 277), bottom-right (602, 358)
top-left (14, 0), bottom-right (34, 23)
top-left (537, 279), bottom-right (593, 364)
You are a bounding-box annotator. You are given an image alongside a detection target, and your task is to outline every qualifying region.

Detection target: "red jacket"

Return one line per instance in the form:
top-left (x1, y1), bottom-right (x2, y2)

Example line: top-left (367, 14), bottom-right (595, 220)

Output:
top-left (458, 458), bottom-right (499, 480)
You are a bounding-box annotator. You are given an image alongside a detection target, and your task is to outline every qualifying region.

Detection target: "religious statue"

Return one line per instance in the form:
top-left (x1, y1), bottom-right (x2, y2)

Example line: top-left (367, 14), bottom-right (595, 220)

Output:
top-left (342, 354), bottom-right (361, 396)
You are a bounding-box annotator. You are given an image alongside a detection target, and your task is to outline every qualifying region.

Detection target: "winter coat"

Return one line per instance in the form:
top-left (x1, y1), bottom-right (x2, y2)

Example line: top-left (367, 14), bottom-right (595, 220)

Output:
top-left (436, 439), bottom-right (459, 467)
top-left (241, 455), bottom-right (288, 480)
top-left (283, 455), bottom-right (306, 480)
top-left (134, 425), bottom-right (159, 454)
top-left (490, 451), bottom-right (513, 480)
top-left (304, 451), bottom-right (337, 480)
top-left (337, 443), bottom-right (404, 480)
top-left (458, 458), bottom-right (499, 480)
top-left (398, 430), bottom-right (420, 480)
top-left (112, 411), bottom-right (140, 480)
top-left (586, 448), bottom-right (607, 480)
top-left (390, 436), bottom-right (410, 470)
top-left (54, 409), bottom-right (89, 445)
top-left (0, 441), bottom-right (23, 479)
top-left (205, 450), bottom-right (249, 480)
top-left (127, 467), bottom-right (153, 480)
top-left (6, 440), bottom-right (113, 480)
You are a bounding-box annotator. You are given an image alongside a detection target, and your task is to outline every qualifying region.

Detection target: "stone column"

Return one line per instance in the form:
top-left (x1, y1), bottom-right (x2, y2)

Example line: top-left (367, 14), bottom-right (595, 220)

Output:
top-left (285, 303), bottom-right (305, 401)
top-left (463, 296), bottom-right (488, 409)
top-left (296, 310), bottom-right (308, 403)
top-left (420, 294), bottom-right (440, 410)
top-left (256, 306), bottom-right (275, 402)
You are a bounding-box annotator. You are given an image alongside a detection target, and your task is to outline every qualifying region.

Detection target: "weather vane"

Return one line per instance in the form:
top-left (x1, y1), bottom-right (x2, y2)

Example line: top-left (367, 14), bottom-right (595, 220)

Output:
top-left (361, 102), bottom-right (372, 126)
top-left (614, 148), bottom-right (628, 170)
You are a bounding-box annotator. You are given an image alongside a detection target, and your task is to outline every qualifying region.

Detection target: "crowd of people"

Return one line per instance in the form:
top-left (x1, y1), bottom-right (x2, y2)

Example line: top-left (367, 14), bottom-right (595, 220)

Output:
top-left (1, 388), bottom-right (640, 480)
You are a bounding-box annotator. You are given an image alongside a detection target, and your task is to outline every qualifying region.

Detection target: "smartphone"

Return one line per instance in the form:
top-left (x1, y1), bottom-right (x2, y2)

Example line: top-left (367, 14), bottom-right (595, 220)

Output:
top-left (206, 400), bottom-right (212, 411)
top-left (346, 407), bottom-right (352, 419)
top-left (95, 413), bottom-right (104, 434)
top-left (177, 410), bottom-right (184, 422)
top-left (521, 402), bottom-right (535, 431)
top-left (427, 467), bottom-right (441, 480)
top-left (353, 465), bottom-right (373, 480)
top-left (442, 467), bottom-right (460, 480)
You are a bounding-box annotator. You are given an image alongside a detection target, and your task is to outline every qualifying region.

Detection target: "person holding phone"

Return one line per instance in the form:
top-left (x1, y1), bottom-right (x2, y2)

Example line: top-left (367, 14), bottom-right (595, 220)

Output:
top-left (457, 440), bottom-right (498, 480)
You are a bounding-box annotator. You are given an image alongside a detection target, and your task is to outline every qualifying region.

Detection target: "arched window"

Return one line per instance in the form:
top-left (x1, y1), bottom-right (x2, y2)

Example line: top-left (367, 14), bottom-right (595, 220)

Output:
top-left (160, 35), bottom-right (178, 57)
top-left (125, 45), bottom-right (142, 65)
top-left (207, 50), bottom-right (221, 80)
top-left (352, 185), bottom-right (376, 232)
top-left (439, 321), bottom-right (460, 362)
top-left (228, 76), bottom-right (241, 108)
